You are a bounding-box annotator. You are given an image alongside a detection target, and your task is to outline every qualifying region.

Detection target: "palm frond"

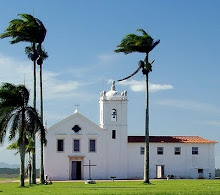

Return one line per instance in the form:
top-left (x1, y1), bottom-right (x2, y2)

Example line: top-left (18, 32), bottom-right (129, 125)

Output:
top-left (118, 60), bottom-right (144, 81)
top-left (37, 44), bottom-right (48, 59)
top-left (1, 13), bottom-right (47, 46)
top-left (137, 29), bottom-right (147, 35)
top-left (9, 111), bottom-right (22, 141)
top-left (7, 142), bottom-right (20, 155)
top-left (0, 109), bottom-right (14, 143)
top-left (115, 28), bottom-right (159, 55)
top-left (25, 106), bottom-right (46, 144)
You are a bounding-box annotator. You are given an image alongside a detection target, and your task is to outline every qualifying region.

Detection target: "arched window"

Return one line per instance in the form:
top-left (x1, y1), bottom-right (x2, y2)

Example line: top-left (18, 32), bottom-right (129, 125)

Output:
top-left (111, 109), bottom-right (117, 121)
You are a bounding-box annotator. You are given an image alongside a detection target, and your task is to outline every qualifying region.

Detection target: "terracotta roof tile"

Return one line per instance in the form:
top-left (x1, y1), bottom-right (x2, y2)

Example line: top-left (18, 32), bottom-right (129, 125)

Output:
top-left (128, 136), bottom-right (218, 143)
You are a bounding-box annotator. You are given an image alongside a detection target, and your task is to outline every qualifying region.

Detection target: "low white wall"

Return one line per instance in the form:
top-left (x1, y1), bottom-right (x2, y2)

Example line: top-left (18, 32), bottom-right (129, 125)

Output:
top-left (127, 142), bottom-right (216, 179)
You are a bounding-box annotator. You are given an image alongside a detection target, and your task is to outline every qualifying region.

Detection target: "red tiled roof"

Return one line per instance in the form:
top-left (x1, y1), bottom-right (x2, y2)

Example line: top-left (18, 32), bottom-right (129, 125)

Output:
top-left (128, 136), bottom-right (218, 143)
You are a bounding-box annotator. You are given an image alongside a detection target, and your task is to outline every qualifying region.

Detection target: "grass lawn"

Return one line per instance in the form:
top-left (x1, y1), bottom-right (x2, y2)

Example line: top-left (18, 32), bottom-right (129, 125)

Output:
top-left (0, 179), bottom-right (220, 194)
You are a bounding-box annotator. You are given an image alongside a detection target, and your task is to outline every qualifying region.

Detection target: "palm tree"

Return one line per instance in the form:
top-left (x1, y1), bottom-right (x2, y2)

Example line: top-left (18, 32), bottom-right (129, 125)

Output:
top-left (0, 13), bottom-right (47, 184)
top-left (37, 46), bottom-right (48, 184)
top-left (0, 83), bottom-right (46, 186)
top-left (26, 45), bottom-right (48, 184)
top-left (115, 29), bottom-right (160, 183)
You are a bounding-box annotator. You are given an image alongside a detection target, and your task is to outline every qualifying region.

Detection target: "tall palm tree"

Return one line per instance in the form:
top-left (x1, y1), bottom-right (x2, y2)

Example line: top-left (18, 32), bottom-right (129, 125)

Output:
top-left (0, 13), bottom-right (47, 184)
top-left (37, 46), bottom-right (48, 184)
top-left (115, 29), bottom-right (160, 183)
top-left (26, 45), bottom-right (48, 184)
top-left (0, 83), bottom-right (46, 186)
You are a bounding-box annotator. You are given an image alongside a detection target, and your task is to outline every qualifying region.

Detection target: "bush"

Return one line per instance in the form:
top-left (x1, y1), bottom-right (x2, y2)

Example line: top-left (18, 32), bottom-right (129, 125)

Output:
top-left (216, 168), bottom-right (220, 177)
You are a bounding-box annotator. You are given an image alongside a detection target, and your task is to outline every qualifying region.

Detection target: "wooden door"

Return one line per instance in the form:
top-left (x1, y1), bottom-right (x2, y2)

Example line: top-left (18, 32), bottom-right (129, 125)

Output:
top-left (71, 161), bottom-right (81, 180)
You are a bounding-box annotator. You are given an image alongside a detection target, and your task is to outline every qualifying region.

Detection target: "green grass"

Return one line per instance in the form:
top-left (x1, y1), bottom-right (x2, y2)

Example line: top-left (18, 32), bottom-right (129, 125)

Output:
top-left (0, 180), bottom-right (220, 194)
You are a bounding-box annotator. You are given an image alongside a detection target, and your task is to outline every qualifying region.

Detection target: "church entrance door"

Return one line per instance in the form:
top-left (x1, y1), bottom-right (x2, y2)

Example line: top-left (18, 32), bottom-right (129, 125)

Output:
top-left (71, 161), bottom-right (81, 180)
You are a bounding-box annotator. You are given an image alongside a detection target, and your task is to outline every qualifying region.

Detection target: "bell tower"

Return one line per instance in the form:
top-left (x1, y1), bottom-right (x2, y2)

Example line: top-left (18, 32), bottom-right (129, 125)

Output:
top-left (99, 81), bottom-right (128, 129)
top-left (99, 81), bottom-right (128, 178)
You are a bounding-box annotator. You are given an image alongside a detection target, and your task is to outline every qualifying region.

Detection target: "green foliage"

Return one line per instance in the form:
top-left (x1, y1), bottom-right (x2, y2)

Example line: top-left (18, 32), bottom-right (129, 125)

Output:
top-left (25, 45), bottom-right (48, 65)
top-left (0, 168), bottom-right (39, 176)
top-left (0, 83), bottom-right (46, 186)
top-left (216, 168), bottom-right (220, 177)
top-left (0, 14), bottom-right (46, 45)
top-left (0, 168), bottom-right (20, 174)
top-left (115, 29), bottom-right (160, 54)
top-left (0, 180), bottom-right (220, 194)
top-left (0, 83), bottom-right (46, 145)
top-left (7, 134), bottom-right (35, 154)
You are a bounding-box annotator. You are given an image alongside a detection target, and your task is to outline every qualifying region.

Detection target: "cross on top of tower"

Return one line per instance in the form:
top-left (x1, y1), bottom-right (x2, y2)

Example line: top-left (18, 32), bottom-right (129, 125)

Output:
top-left (111, 81), bottom-right (116, 91)
top-left (74, 103), bottom-right (80, 113)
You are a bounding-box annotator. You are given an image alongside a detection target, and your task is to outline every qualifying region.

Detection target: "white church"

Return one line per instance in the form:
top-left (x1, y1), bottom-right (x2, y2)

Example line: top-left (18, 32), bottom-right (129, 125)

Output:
top-left (44, 82), bottom-right (217, 180)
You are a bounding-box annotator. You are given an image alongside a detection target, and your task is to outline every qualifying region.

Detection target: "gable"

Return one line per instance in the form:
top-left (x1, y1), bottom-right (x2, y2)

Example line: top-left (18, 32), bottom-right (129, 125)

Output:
top-left (47, 112), bottom-right (103, 135)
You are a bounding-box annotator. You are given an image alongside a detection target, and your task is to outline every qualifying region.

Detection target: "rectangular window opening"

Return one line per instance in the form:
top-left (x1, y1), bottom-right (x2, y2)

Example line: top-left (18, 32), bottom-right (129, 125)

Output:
top-left (89, 139), bottom-right (96, 152)
top-left (157, 147), bottom-right (163, 155)
top-left (198, 169), bottom-right (203, 173)
top-left (74, 139), bottom-right (80, 152)
top-left (192, 147), bottom-right (198, 155)
top-left (112, 130), bottom-right (116, 139)
top-left (140, 147), bottom-right (144, 155)
top-left (57, 139), bottom-right (64, 152)
top-left (175, 147), bottom-right (181, 155)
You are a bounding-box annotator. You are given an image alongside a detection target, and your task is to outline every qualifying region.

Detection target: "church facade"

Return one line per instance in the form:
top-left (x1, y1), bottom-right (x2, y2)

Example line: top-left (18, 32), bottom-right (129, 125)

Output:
top-left (44, 82), bottom-right (217, 180)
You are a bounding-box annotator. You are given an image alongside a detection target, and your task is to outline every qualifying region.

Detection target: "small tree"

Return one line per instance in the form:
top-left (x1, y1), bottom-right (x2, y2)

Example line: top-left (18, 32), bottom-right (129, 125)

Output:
top-left (0, 83), bottom-right (46, 186)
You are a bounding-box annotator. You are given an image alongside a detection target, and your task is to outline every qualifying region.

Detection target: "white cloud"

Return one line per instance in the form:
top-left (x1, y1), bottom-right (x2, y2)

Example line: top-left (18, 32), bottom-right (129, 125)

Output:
top-left (0, 53), bottom-right (91, 101)
top-left (118, 80), bottom-right (174, 92)
top-left (97, 53), bottom-right (119, 64)
top-left (156, 99), bottom-right (220, 114)
top-left (202, 120), bottom-right (220, 127)
top-left (0, 53), bottom-right (32, 84)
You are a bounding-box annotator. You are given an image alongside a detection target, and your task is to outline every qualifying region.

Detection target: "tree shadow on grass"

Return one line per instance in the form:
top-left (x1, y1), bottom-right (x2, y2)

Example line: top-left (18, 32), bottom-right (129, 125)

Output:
top-left (18, 186), bottom-right (29, 189)
top-left (77, 186), bottom-right (155, 189)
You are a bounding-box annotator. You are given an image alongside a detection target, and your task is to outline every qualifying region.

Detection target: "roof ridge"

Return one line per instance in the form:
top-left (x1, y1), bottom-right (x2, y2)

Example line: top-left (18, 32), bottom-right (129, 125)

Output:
top-left (128, 135), bottom-right (218, 143)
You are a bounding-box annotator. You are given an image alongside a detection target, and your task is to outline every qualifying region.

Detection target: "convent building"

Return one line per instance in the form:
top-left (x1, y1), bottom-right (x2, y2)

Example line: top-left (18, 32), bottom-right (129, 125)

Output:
top-left (44, 82), bottom-right (217, 180)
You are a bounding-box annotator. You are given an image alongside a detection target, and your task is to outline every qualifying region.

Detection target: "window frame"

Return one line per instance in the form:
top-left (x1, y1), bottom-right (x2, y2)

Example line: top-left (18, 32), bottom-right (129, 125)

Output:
top-left (111, 109), bottom-right (117, 121)
top-left (57, 139), bottom-right (64, 152)
top-left (140, 147), bottom-right (145, 155)
top-left (174, 147), bottom-right (181, 155)
top-left (198, 169), bottom-right (203, 173)
top-left (73, 139), bottom-right (80, 152)
top-left (192, 147), bottom-right (198, 155)
top-left (157, 147), bottom-right (164, 155)
top-left (112, 130), bottom-right (116, 139)
top-left (89, 139), bottom-right (96, 152)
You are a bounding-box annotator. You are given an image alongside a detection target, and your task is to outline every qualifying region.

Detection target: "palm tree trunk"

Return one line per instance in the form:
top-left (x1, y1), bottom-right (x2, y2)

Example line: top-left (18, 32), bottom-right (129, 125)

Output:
top-left (39, 64), bottom-right (45, 184)
top-left (20, 144), bottom-right (25, 186)
top-left (20, 108), bottom-right (26, 187)
top-left (32, 43), bottom-right (37, 184)
top-left (144, 55), bottom-right (150, 184)
top-left (28, 152), bottom-right (32, 185)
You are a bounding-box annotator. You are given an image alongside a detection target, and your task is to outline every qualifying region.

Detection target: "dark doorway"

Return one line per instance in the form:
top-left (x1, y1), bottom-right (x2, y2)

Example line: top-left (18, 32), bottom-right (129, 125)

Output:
top-left (71, 161), bottom-right (81, 180)
top-left (156, 165), bottom-right (164, 178)
top-left (198, 169), bottom-right (204, 179)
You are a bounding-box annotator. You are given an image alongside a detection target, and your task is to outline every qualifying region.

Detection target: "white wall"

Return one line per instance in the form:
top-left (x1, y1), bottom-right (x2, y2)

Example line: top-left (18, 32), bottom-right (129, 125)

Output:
top-left (44, 113), bottom-right (108, 180)
top-left (127, 142), bottom-right (216, 179)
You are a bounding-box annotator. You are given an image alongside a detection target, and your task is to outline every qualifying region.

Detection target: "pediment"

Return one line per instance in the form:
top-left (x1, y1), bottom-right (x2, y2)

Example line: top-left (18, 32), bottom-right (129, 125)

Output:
top-left (48, 112), bottom-right (103, 135)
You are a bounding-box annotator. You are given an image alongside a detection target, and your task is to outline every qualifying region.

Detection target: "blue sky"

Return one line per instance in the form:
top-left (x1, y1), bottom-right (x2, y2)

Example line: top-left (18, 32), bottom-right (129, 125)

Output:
top-left (0, 0), bottom-right (219, 168)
